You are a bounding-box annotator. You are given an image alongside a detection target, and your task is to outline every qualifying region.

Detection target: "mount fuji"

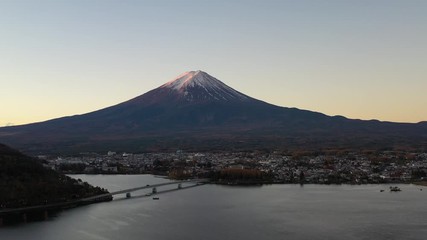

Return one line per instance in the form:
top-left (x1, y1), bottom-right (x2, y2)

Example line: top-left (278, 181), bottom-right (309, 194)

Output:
top-left (1, 70), bottom-right (427, 154)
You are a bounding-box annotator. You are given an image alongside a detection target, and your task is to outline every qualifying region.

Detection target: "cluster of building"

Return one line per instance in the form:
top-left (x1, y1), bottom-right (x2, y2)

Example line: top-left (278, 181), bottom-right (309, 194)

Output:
top-left (40, 150), bottom-right (427, 184)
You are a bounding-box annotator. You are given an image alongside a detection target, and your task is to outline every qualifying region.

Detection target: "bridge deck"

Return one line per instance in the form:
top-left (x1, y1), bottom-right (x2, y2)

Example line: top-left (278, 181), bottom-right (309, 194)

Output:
top-left (0, 179), bottom-right (208, 215)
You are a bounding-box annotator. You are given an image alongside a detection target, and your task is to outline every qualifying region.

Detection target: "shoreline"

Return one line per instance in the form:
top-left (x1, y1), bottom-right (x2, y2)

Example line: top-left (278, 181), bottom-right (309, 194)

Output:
top-left (0, 194), bottom-right (112, 226)
top-left (412, 181), bottom-right (427, 186)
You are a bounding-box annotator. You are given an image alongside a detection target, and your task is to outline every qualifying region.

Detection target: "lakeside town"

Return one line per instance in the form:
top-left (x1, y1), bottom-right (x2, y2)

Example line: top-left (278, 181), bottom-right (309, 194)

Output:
top-left (39, 150), bottom-right (427, 185)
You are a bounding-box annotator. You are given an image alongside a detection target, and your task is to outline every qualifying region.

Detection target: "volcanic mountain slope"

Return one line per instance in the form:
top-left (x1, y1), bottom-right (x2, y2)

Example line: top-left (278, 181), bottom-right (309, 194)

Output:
top-left (1, 70), bottom-right (427, 154)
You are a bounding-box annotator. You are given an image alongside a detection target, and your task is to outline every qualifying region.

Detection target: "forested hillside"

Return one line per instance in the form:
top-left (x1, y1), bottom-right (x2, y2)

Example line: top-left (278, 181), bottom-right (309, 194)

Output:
top-left (0, 144), bottom-right (108, 209)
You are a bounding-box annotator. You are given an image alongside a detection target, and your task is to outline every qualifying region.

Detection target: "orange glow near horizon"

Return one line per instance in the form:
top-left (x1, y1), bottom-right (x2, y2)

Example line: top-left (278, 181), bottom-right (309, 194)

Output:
top-left (0, 1), bottom-right (426, 126)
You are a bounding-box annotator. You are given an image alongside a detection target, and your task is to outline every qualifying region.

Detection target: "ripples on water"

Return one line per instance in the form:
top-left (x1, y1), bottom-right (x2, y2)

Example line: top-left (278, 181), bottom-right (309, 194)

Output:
top-left (1, 175), bottom-right (427, 240)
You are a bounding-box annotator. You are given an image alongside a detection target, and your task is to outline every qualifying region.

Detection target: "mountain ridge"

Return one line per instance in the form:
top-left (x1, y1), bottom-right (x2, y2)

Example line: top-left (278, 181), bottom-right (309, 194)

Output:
top-left (1, 70), bottom-right (427, 154)
top-left (0, 143), bottom-right (109, 213)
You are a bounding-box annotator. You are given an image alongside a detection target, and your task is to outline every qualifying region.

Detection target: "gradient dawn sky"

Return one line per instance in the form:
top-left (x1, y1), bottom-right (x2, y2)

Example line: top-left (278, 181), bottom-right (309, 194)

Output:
top-left (1, 0), bottom-right (426, 126)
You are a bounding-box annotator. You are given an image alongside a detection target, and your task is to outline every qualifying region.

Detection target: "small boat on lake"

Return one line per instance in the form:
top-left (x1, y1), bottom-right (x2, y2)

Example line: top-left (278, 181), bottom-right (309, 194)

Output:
top-left (390, 186), bottom-right (401, 192)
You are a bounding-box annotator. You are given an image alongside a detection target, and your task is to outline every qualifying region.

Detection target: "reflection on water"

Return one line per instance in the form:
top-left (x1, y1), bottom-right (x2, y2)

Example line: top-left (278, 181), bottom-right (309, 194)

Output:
top-left (1, 175), bottom-right (427, 240)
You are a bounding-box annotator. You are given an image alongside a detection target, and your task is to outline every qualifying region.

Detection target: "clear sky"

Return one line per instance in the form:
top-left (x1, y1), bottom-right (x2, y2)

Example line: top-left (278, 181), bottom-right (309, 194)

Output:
top-left (1, 0), bottom-right (426, 126)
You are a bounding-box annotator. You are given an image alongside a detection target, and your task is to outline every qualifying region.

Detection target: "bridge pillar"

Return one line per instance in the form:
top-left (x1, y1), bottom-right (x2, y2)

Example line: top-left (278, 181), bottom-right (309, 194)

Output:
top-left (178, 183), bottom-right (182, 189)
top-left (152, 187), bottom-right (157, 194)
top-left (44, 210), bottom-right (49, 220)
top-left (22, 213), bottom-right (27, 223)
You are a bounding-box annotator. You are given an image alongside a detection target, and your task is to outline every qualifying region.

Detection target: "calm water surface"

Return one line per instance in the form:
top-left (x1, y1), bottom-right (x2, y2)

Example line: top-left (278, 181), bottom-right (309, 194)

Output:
top-left (1, 174), bottom-right (427, 240)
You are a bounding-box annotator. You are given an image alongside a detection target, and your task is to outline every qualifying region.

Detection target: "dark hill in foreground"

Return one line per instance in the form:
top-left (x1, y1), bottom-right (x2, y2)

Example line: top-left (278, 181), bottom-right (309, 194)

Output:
top-left (0, 71), bottom-right (427, 154)
top-left (0, 143), bottom-right (108, 209)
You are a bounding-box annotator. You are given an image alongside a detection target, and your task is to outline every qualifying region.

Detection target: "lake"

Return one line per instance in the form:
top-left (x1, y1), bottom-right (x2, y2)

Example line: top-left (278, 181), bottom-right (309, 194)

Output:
top-left (1, 174), bottom-right (426, 240)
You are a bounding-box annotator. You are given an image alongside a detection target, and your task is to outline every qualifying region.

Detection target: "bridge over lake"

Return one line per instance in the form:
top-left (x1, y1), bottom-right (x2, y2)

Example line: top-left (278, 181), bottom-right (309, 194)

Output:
top-left (0, 179), bottom-right (208, 225)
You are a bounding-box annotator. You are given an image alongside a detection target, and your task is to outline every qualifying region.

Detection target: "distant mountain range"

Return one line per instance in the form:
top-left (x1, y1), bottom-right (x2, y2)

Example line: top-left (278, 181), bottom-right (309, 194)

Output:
top-left (1, 70), bottom-right (427, 154)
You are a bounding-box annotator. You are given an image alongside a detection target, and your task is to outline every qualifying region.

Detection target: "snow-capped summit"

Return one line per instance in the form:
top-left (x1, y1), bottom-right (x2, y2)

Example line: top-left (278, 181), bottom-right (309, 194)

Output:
top-left (2, 69), bottom-right (427, 154)
top-left (160, 70), bottom-right (248, 102)
top-left (161, 70), bottom-right (209, 90)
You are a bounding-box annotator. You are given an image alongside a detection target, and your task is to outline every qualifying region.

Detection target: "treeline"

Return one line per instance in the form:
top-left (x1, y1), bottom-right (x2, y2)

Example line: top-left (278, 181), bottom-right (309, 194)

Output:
top-left (0, 144), bottom-right (109, 209)
top-left (208, 168), bottom-right (273, 185)
top-left (168, 167), bottom-right (273, 185)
